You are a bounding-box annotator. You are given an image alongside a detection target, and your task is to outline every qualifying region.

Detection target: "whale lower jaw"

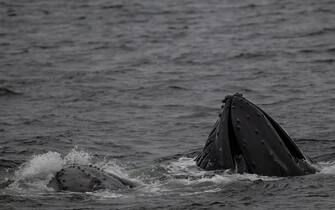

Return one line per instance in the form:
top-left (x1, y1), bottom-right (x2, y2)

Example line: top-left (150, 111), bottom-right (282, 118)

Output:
top-left (196, 93), bottom-right (318, 177)
top-left (48, 165), bottom-right (134, 192)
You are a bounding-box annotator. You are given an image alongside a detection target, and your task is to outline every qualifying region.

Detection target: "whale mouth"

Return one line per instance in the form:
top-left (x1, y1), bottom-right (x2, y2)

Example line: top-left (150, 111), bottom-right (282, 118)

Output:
top-left (195, 93), bottom-right (317, 177)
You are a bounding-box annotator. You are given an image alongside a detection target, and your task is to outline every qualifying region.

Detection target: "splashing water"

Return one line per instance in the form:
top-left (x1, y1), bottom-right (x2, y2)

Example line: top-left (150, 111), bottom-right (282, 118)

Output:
top-left (16, 152), bottom-right (63, 181)
top-left (63, 147), bottom-right (92, 165)
top-left (7, 148), bottom-right (95, 193)
top-left (8, 152), bottom-right (64, 192)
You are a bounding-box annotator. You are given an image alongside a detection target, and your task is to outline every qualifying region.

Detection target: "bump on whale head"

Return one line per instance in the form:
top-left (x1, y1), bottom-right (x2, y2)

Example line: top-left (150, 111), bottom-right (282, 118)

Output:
top-left (48, 164), bottom-right (135, 192)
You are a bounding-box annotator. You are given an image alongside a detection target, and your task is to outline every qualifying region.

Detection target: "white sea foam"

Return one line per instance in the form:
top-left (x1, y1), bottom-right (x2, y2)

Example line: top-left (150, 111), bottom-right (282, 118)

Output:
top-left (319, 161), bottom-right (335, 174)
top-left (102, 161), bottom-right (128, 178)
top-left (133, 156), bottom-right (282, 197)
top-left (165, 156), bottom-right (280, 186)
top-left (166, 157), bottom-right (206, 176)
top-left (87, 190), bottom-right (125, 198)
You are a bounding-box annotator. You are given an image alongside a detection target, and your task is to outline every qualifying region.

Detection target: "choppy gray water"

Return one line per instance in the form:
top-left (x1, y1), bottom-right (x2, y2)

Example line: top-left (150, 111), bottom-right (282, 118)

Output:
top-left (0, 0), bottom-right (335, 209)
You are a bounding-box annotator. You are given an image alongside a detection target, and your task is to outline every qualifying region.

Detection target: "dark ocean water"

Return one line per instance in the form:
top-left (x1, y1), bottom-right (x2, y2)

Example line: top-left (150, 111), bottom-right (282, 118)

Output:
top-left (0, 0), bottom-right (335, 209)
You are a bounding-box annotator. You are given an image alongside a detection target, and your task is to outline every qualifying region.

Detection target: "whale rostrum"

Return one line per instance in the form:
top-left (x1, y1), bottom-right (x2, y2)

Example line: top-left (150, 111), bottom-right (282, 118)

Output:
top-left (47, 164), bottom-right (135, 192)
top-left (196, 93), bottom-right (318, 176)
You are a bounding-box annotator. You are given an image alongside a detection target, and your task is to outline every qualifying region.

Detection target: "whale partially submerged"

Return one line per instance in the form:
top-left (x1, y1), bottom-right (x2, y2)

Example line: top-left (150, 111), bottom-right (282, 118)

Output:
top-left (0, 164), bottom-right (135, 193)
top-left (47, 164), bottom-right (135, 192)
top-left (196, 93), bottom-right (318, 176)
top-left (1, 93), bottom-right (319, 193)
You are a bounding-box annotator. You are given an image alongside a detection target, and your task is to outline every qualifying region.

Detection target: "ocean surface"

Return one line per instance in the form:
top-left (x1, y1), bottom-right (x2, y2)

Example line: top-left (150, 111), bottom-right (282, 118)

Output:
top-left (1, 0), bottom-right (335, 209)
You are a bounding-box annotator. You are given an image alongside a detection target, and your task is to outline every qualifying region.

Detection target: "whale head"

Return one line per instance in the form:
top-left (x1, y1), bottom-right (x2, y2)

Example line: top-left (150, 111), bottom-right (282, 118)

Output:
top-left (196, 93), bottom-right (318, 176)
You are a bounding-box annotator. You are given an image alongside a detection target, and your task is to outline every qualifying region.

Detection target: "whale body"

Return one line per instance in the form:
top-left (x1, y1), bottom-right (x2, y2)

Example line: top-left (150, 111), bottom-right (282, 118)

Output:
top-left (196, 93), bottom-right (318, 176)
top-left (47, 165), bottom-right (135, 192)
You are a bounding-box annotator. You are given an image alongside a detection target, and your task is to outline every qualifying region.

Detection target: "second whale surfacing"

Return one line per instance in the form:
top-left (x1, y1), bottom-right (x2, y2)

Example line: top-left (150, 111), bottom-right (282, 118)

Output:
top-left (196, 93), bottom-right (318, 176)
top-left (47, 165), bottom-right (135, 192)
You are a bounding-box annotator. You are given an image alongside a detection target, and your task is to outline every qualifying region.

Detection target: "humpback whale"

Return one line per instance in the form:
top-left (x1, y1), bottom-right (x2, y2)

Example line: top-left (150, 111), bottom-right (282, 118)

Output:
top-left (47, 165), bottom-right (135, 192)
top-left (1, 93), bottom-right (319, 193)
top-left (0, 164), bottom-right (135, 192)
top-left (196, 93), bottom-right (318, 176)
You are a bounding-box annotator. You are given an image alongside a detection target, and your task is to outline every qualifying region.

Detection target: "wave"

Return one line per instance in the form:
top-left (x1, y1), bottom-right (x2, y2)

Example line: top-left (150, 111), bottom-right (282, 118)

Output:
top-left (0, 87), bottom-right (20, 96)
top-left (305, 27), bottom-right (335, 37)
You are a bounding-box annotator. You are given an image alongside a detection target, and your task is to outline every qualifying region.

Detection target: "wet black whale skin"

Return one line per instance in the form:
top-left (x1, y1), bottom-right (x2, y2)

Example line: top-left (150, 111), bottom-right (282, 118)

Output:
top-left (196, 93), bottom-right (318, 176)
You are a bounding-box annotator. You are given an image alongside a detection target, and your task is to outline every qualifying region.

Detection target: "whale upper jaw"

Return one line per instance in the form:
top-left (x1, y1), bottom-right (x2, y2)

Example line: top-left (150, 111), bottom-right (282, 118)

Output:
top-left (48, 165), bottom-right (135, 192)
top-left (196, 93), bottom-right (318, 177)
